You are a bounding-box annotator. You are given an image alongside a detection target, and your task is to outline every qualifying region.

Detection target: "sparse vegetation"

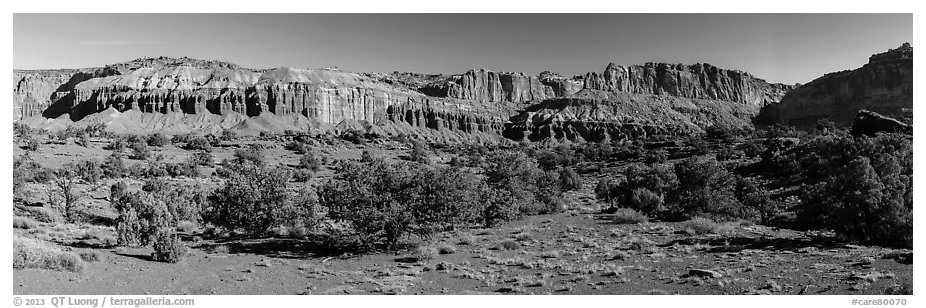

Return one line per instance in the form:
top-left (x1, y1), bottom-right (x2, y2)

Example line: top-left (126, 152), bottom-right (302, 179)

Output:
top-left (13, 236), bottom-right (85, 272)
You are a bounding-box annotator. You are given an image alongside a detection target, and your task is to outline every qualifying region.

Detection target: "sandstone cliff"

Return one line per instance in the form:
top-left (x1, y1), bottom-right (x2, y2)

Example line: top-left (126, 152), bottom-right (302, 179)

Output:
top-left (13, 57), bottom-right (514, 142)
top-left (14, 56), bottom-right (794, 143)
top-left (758, 43), bottom-right (913, 127)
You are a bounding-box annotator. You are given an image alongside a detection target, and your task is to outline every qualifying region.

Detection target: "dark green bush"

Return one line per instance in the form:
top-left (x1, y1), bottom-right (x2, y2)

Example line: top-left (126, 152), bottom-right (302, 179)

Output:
top-left (130, 140), bottom-right (150, 160)
top-left (320, 160), bottom-right (485, 249)
top-left (299, 151), bottom-right (321, 171)
top-left (102, 152), bottom-right (126, 178)
top-left (410, 140), bottom-right (431, 164)
top-left (231, 145), bottom-right (265, 167)
top-left (204, 165), bottom-right (302, 235)
top-left (182, 136), bottom-right (212, 152)
top-left (558, 167), bottom-right (582, 191)
top-left (147, 133), bottom-right (171, 147)
top-left (152, 231), bottom-right (187, 263)
top-left (113, 191), bottom-right (173, 247)
top-left (790, 134), bottom-right (912, 248)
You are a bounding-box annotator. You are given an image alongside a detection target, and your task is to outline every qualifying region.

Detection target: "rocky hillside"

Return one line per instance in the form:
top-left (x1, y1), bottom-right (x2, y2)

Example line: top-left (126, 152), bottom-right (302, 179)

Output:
top-left (758, 43), bottom-right (913, 127)
top-left (14, 56), bottom-right (793, 142)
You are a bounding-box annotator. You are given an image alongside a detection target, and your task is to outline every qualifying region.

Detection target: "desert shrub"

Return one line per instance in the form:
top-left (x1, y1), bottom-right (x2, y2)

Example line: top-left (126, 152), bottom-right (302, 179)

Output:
top-left (72, 160), bottom-right (103, 184)
top-left (13, 216), bottom-right (39, 229)
top-left (360, 149), bottom-right (375, 162)
top-left (705, 125), bottom-right (746, 141)
top-left (188, 151), bottom-right (214, 167)
top-left (110, 181), bottom-right (129, 202)
top-left (170, 133), bottom-right (194, 145)
top-left (182, 136), bottom-right (212, 152)
top-left (299, 151), bottom-right (321, 171)
top-left (558, 167), bottom-right (582, 191)
top-left (612, 208), bottom-right (649, 224)
top-left (679, 217), bottom-right (722, 235)
top-left (534, 147), bottom-right (579, 171)
top-left (146, 133), bottom-right (171, 147)
top-left (78, 250), bottom-right (102, 262)
top-left (437, 243), bottom-right (457, 254)
top-left (75, 133), bottom-right (90, 147)
top-left (20, 136), bottom-right (40, 151)
top-left (670, 157), bottom-right (754, 222)
top-left (112, 190), bottom-right (173, 247)
top-left (104, 136), bottom-right (128, 152)
top-left (231, 145), bottom-right (265, 167)
top-left (448, 156), bottom-right (465, 168)
top-left (771, 133), bottom-right (913, 248)
top-left (13, 154), bottom-right (53, 198)
top-left (688, 138), bottom-right (710, 155)
top-left (285, 140), bottom-right (310, 154)
top-left (51, 167), bottom-right (82, 223)
top-left (575, 142), bottom-right (615, 161)
top-left (102, 152), bottom-right (126, 178)
top-left (152, 231), bottom-right (188, 263)
top-left (320, 160), bottom-right (484, 249)
top-left (629, 188), bottom-right (665, 215)
top-left (643, 149), bottom-right (669, 165)
top-left (413, 166), bottom-right (487, 229)
top-left (292, 169), bottom-right (314, 182)
top-left (596, 163), bottom-right (676, 214)
top-left (799, 156), bottom-right (911, 248)
top-left (496, 240), bottom-right (521, 251)
top-left (143, 179), bottom-right (208, 224)
top-left (532, 170), bottom-right (566, 214)
top-left (410, 140), bottom-right (430, 164)
top-left (220, 129), bottom-right (238, 142)
top-left (13, 237), bottom-right (85, 272)
top-left (483, 150), bottom-right (544, 220)
top-left (130, 140), bottom-right (150, 160)
top-left (204, 165), bottom-right (307, 235)
top-left (165, 160), bottom-right (200, 178)
top-left (734, 176), bottom-right (778, 224)
top-left (739, 139), bottom-right (766, 159)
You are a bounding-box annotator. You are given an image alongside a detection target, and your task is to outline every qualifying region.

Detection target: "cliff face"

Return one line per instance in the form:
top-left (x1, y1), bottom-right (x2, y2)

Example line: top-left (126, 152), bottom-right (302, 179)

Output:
top-left (759, 43), bottom-right (913, 127)
top-left (14, 56), bottom-right (794, 142)
top-left (582, 62), bottom-right (792, 107)
top-left (419, 69), bottom-right (559, 103)
top-left (13, 57), bottom-right (513, 139)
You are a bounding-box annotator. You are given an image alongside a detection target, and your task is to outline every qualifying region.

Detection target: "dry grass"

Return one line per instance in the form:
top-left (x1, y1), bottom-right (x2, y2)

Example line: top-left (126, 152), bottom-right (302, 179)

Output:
top-left (13, 236), bottom-right (85, 272)
top-left (496, 240), bottom-right (521, 251)
top-left (78, 250), bottom-right (102, 262)
top-left (437, 243), bottom-right (457, 255)
top-left (176, 220), bottom-right (198, 233)
top-left (612, 208), bottom-right (649, 224)
top-left (680, 217), bottom-right (732, 235)
top-left (457, 234), bottom-right (476, 245)
top-left (13, 216), bottom-right (39, 229)
top-left (412, 245), bottom-right (439, 261)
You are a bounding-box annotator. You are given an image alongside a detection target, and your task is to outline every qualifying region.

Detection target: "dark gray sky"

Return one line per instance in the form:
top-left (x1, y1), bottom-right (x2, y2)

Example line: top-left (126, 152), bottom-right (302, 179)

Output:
top-left (14, 14), bottom-right (912, 84)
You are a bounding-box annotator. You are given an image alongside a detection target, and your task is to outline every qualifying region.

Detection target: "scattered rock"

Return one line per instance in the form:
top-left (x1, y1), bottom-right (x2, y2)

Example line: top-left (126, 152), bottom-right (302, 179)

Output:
top-left (687, 269), bottom-right (722, 279)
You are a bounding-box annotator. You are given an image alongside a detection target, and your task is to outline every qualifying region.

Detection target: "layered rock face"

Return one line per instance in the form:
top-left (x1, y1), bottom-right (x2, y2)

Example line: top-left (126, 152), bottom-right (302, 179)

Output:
top-left (502, 90), bottom-right (761, 142)
top-left (13, 57), bottom-right (512, 137)
top-left (419, 69), bottom-right (559, 103)
top-left (759, 43), bottom-right (913, 127)
top-left (581, 62), bottom-right (791, 107)
top-left (14, 56), bottom-right (795, 142)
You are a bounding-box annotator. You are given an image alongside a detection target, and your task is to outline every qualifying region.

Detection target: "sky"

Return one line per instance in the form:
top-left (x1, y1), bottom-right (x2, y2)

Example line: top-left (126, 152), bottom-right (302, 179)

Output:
top-left (13, 14), bottom-right (912, 84)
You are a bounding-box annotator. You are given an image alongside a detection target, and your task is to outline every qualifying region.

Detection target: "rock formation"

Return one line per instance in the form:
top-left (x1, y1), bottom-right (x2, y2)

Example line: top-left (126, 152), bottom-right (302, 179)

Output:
top-left (13, 55), bottom-right (795, 143)
top-left (581, 62), bottom-right (791, 107)
top-left (758, 43), bottom-right (913, 127)
top-left (851, 109), bottom-right (912, 136)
